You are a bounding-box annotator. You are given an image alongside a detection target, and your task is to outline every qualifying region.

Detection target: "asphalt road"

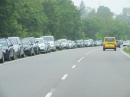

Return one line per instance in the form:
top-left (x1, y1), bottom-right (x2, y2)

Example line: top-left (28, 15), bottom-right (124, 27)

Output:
top-left (0, 46), bottom-right (130, 97)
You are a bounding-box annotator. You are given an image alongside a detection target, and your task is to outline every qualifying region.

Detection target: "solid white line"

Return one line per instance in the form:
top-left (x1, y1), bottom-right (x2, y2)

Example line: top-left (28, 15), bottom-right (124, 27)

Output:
top-left (72, 65), bottom-right (76, 68)
top-left (1, 54), bottom-right (44, 65)
top-left (121, 49), bottom-right (130, 58)
top-left (61, 74), bottom-right (68, 80)
top-left (45, 93), bottom-right (52, 97)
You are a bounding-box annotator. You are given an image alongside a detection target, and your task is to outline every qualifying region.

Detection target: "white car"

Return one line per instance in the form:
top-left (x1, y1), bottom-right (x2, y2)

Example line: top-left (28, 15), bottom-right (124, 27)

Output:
top-left (0, 45), bottom-right (4, 63)
top-left (123, 41), bottom-right (130, 46)
top-left (35, 38), bottom-right (49, 53)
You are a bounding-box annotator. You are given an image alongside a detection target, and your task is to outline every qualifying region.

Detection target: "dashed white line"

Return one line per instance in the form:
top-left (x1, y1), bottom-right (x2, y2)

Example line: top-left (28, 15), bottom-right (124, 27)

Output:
top-left (61, 74), bottom-right (68, 80)
top-left (45, 93), bottom-right (52, 97)
top-left (72, 65), bottom-right (76, 68)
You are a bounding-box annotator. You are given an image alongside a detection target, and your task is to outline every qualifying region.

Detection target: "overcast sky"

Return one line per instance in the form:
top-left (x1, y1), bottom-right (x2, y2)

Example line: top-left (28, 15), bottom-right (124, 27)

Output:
top-left (72, 0), bottom-right (130, 14)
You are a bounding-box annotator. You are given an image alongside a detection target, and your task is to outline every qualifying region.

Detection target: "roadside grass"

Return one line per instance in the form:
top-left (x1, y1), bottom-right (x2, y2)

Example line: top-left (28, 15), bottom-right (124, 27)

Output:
top-left (123, 46), bottom-right (130, 54)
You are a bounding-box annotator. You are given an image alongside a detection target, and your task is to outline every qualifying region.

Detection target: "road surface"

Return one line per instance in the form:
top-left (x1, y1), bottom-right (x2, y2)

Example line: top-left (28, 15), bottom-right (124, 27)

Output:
top-left (0, 46), bottom-right (130, 97)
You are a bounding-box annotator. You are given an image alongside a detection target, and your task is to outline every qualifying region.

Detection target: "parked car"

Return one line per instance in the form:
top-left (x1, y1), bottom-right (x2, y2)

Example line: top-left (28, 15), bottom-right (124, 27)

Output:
top-left (67, 40), bottom-right (73, 49)
top-left (58, 39), bottom-right (69, 49)
top-left (40, 36), bottom-right (56, 51)
top-left (35, 38), bottom-right (49, 53)
top-left (0, 38), bottom-right (15, 61)
top-left (84, 40), bottom-right (88, 47)
top-left (116, 40), bottom-right (121, 48)
top-left (88, 39), bottom-right (94, 47)
top-left (71, 41), bottom-right (77, 48)
top-left (0, 45), bottom-right (4, 63)
top-left (75, 40), bottom-right (84, 48)
top-left (123, 41), bottom-right (130, 46)
top-left (22, 37), bottom-right (39, 55)
top-left (85, 40), bottom-right (91, 47)
top-left (8, 37), bottom-right (24, 58)
top-left (55, 40), bottom-right (63, 50)
top-left (21, 39), bottom-right (34, 56)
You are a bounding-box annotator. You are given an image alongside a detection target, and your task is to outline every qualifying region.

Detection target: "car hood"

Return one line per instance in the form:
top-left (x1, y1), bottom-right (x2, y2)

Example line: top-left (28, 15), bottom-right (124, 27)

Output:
top-left (23, 45), bottom-right (30, 48)
top-left (13, 45), bottom-right (19, 49)
top-left (2, 46), bottom-right (8, 50)
top-left (38, 43), bottom-right (45, 46)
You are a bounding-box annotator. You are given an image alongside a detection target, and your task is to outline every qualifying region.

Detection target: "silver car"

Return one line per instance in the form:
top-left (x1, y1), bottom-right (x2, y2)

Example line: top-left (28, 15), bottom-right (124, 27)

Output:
top-left (8, 37), bottom-right (24, 58)
top-left (35, 38), bottom-right (50, 53)
top-left (0, 45), bottom-right (4, 63)
top-left (40, 36), bottom-right (56, 51)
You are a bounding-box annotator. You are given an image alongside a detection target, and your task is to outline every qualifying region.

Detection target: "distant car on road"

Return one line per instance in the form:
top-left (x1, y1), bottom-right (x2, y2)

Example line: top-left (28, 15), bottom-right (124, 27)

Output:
top-left (116, 40), bottom-right (121, 48)
top-left (8, 37), bottom-right (24, 58)
top-left (0, 45), bottom-right (4, 63)
top-left (0, 38), bottom-right (15, 61)
top-left (103, 37), bottom-right (116, 51)
top-left (123, 41), bottom-right (129, 46)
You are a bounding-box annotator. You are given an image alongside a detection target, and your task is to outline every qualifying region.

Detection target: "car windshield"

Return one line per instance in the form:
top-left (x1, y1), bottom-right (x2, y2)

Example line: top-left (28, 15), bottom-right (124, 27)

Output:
top-left (55, 41), bottom-right (60, 44)
top-left (105, 38), bottom-right (115, 42)
top-left (23, 38), bottom-right (34, 44)
top-left (0, 39), bottom-right (7, 46)
top-left (42, 37), bottom-right (54, 41)
top-left (22, 40), bottom-right (29, 45)
top-left (9, 38), bottom-right (18, 45)
top-left (35, 39), bottom-right (44, 44)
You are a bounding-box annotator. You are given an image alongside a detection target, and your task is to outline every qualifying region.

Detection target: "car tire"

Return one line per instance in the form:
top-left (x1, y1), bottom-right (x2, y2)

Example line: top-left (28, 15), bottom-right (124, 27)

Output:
top-left (103, 48), bottom-right (105, 51)
top-left (7, 52), bottom-right (11, 61)
top-left (0, 54), bottom-right (4, 63)
top-left (11, 52), bottom-right (15, 60)
top-left (114, 48), bottom-right (116, 51)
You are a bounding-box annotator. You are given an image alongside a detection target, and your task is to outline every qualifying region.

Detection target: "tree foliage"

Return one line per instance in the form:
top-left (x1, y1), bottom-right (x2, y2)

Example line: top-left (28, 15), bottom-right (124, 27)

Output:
top-left (0, 0), bottom-right (130, 40)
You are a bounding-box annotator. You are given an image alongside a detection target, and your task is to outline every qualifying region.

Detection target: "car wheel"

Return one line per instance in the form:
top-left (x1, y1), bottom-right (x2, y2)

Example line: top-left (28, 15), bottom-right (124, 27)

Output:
top-left (0, 54), bottom-right (4, 63)
top-left (18, 51), bottom-right (21, 58)
top-left (7, 52), bottom-right (11, 61)
top-left (103, 48), bottom-right (105, 51)
top-left (32, 49), bottom-right (34, 56)
top-left (11, 52), bottom-right (15, 60)
top-left (114, 48), bottom-right (116, 51)
top-left (21, 52), bottom-right (25, 58)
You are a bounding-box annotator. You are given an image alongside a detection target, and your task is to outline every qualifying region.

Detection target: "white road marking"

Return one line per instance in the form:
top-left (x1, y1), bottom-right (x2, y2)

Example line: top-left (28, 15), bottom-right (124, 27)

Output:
top-left (61, 74), bottom-right (68, 80)
top-left (1, 54), bottom-right (44, 65)
top-left (121, 49), bottom-right (130, 58)
top-left (45, 93), bottom-right (52, 97)
top-left (72, 65), bottom-right (76, 68)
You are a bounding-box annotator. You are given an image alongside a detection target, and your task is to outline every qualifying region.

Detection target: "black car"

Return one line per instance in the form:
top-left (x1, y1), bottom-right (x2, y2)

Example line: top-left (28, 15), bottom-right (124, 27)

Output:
top-left (22, 39), bottom-right (35, 56)
top-left (55, 40), bottom-right (63, 50)
top-left (8, 37), bottom-right (24, 58)
top-left (22, 37), bottom-right (39, 55)
top-left (0, 38), bottom-right (15, 61)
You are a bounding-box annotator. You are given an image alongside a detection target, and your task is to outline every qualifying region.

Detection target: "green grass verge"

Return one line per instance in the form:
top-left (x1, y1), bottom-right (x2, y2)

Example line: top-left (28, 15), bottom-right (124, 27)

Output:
top-left (123, 46), bottom-right (130, 54)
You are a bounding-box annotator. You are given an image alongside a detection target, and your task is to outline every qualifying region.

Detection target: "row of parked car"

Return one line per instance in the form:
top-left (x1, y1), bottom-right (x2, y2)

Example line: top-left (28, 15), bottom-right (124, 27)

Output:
top-left (0, 36), bottom-right (102, 63)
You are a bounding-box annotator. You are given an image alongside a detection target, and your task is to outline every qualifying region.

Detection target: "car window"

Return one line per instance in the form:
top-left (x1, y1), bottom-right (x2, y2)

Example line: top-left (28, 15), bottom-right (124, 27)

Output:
top-left (9, 38), bottom-right (18, 45)
top-left (105, 38), bottom-right (115, 42)
top-left (0, 39), bottom-right (8, 46)
top-left (22, 40), bottom-right (29, 45)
